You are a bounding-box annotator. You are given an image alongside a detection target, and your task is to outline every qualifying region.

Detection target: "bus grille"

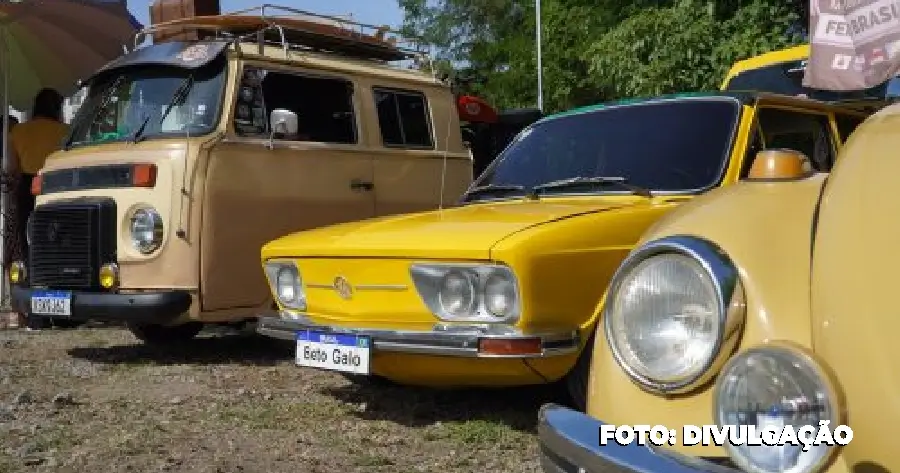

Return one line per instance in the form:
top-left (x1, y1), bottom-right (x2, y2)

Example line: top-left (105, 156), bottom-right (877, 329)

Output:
top-left (28, 199), bottom-right (117, 290)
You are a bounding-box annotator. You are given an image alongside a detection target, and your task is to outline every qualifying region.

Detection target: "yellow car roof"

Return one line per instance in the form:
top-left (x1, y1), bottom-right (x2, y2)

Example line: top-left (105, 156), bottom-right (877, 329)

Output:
top-left (721, 44), bottom-right (810, 90)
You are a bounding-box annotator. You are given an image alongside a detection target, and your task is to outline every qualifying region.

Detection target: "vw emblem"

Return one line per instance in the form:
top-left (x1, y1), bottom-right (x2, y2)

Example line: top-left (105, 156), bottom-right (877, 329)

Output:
top-left (333, 276), bottom-right (353, 300)
top-left (46, 221), bottom-right (60, 243)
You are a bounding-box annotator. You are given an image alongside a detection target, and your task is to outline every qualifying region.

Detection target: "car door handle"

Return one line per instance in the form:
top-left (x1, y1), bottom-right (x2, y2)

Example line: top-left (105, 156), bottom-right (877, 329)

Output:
top-left (350, 179), bottom-right (374, 191)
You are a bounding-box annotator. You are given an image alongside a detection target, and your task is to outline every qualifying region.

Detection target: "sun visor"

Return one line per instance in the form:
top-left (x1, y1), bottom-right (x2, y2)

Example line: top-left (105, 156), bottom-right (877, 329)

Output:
top-left (82, 41), bottom-right (230, 86)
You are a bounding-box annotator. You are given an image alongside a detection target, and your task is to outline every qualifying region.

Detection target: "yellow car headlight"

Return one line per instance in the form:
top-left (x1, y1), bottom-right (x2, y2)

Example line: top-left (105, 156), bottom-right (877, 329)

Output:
top-left (715, 344), bottom-right (844, 473)
top-left (410, 263), bottom-right (521, 322)
top-left (604, 235), bottom-right (745, 393)
top-left (264, 260), bottom-right (306, 311)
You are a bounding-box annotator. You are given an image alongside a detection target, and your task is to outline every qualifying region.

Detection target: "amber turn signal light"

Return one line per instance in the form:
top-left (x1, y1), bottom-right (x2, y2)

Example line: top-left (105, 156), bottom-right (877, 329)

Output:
top-left (30, 174), bottom-right (42, 196)
top-left (478, 337), bottom-right (543, 356)
top-left (132, 163), bottom-right (157, 188)
top-left (99, 263), bottom-right (119, 289)
top-left (9, 261), bottom-right (25, 285)
top-left (747, 149), bottom-right (811, 180)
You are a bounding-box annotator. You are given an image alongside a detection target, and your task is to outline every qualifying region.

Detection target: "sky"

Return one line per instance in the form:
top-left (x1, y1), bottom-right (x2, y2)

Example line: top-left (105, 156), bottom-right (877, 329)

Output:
top-left (128, 0), bottom-right (406, 30)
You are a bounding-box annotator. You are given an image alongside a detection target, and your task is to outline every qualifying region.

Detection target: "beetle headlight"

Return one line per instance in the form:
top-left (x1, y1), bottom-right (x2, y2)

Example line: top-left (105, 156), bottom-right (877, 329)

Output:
top-left (410, 263), bottom-right (520, 322)
top-left (715, 344), bottom-right (843, 473)
top-left (264, 260), bottom-right (306, 310)
top-left (604, 236), bottom-right (745, 393)
top-left (129, 207), bottom-right (163, 254)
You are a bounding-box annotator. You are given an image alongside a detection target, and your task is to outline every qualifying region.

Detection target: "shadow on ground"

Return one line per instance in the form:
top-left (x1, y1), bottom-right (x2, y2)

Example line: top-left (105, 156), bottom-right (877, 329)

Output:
top-left (323, 380), bottom-right (569, 433)
top-left (65, 332), bottom-right (293, 367)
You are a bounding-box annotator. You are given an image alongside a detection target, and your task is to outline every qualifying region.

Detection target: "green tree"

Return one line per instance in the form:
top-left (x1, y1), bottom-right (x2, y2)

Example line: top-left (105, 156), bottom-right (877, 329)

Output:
top-left (398, 0), bottom-right (805, 113)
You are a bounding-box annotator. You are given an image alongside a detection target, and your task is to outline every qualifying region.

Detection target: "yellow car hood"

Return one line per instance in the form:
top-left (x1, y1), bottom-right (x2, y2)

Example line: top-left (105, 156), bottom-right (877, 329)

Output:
top-left (263, 198), bottom-right (640, 260)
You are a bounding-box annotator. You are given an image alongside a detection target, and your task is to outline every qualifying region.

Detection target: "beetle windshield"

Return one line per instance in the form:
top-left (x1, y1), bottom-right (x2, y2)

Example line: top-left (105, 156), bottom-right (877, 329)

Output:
top-left (66, 55), bottom-right (226, 147)
top-left (466, 98), bottom-right (740, 202)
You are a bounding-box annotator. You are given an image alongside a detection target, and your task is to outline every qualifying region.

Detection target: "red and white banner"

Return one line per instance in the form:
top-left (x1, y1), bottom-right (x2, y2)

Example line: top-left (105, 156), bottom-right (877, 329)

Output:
top-left (804, 0), bottom-right (900, 90)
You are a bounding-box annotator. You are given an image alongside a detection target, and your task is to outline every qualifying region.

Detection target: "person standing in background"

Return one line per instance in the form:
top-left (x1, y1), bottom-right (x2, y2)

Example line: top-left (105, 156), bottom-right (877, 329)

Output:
top-left (7, 88), bottom-right (69, 330)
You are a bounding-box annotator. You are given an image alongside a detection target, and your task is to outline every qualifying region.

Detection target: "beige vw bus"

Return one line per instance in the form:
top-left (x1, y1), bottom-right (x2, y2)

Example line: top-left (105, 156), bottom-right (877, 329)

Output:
top-left (8, 6), bottom-right (474, 344)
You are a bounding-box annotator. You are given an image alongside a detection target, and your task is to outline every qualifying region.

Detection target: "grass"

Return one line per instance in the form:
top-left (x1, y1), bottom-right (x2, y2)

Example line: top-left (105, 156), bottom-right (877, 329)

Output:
top-left (216, 399), bottom-right (351, 430)
top-left (0, 328), bottom-right (545, 472)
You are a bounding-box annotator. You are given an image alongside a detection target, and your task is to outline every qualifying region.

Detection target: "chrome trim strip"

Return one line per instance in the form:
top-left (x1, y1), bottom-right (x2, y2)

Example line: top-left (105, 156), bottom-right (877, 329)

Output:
top-left (537, 403), bottom-right (739, 473)
top-left (255, 311), bottom-right (579, 358)
top-left (602, 235), bottom-right (746, 394)
top-left (353, 284), bottom-right (408, 291)
top-left (305, 283), bottom-right (408, 291)
top-left (306, 284), bottom-right (333, 289)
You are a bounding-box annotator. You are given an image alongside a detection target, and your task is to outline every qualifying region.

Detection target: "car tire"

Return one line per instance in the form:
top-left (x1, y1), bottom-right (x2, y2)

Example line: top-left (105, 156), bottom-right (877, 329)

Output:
top-left (126, 322), bottom-right (204, 345)
top-left (565, 332), bottom-right (595, 412)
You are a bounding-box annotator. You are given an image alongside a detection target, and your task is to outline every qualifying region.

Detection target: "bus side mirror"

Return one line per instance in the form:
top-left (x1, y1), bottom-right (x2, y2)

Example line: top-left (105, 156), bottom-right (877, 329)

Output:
top-left (268, 109), bottom-right (298, 149)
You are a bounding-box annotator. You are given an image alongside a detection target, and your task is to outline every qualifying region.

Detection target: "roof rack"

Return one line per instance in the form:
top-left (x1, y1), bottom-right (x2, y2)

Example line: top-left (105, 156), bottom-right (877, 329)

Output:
top-left (136, 4), bottom-right (430, 63)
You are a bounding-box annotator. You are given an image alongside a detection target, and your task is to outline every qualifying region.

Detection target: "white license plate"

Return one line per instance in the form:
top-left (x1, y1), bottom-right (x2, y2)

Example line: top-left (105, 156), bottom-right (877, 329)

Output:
top-left (30, 290), bottom-right (72, 317)
top-left (296, 330), bottom-right (371, 375)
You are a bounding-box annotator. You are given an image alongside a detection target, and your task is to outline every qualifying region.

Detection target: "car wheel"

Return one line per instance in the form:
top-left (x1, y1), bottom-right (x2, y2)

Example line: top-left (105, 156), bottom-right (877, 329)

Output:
top-left (565, 332), bottom-right (595, 412)
top-left (126, 322), bottom-right (204, 345)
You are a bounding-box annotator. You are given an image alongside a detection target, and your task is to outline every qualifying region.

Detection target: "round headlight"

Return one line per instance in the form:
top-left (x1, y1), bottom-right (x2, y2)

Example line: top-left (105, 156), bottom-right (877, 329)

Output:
top-left (484, 272), bottom-right (516, 316)
top-left (438, 270), bottom-right (475, 316)
top-left (276, 266), bottom-right (300, 303)
top-left (130, 207), bottom-right (163, 254)
top-left (605, 236), bottom-right (744, 392)
top-left (715, 345), bottom-right (841, 473)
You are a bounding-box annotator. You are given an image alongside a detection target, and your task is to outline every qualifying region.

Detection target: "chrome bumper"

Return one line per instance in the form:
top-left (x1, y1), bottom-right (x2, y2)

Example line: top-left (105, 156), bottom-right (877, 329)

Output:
top-left (256, 311), bottom-right (580, 358)
top-left (538, 404), bottom-right (739, 473)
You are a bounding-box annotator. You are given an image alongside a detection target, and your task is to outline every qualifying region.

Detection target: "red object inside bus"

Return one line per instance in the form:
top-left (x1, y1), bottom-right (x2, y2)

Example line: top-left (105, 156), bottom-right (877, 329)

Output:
top-left (457, 95), bottom-right (498, 123)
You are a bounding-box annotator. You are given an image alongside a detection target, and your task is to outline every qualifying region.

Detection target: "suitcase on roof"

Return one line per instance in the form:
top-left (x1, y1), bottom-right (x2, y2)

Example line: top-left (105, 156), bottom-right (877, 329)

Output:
top-left (149, 0), bottom-right (221, 44)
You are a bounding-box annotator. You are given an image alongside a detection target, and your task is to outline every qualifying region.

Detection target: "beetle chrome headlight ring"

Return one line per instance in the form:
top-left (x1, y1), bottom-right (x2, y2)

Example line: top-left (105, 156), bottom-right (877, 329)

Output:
top-left (603, 235), bottom-right (746, 394)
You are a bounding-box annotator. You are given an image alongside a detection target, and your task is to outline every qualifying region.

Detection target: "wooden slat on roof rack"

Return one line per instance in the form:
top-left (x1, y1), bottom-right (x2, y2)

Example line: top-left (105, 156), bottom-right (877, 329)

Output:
top-left (143, 8), bottom-right (424, 62)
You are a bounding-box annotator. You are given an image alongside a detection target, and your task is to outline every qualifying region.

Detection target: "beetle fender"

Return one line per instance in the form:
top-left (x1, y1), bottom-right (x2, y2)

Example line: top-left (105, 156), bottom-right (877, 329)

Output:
top-left (585, 174), bottom-right (826, 457)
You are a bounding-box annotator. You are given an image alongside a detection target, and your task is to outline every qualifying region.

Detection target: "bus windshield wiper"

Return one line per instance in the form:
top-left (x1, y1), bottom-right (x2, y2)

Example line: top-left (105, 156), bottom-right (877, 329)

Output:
top-left (131, 75), bottom-right (194, 144)
top-left (462, 183), bottom-right (527, 200)
top-left (63, 74), bottom-right (126, 150)
top-left (530, 176), bottom-right (653, 198)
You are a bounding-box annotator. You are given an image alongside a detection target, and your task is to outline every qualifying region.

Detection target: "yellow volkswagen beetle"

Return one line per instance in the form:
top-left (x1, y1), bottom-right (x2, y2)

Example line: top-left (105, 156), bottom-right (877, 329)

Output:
top-left (537, 81), bottom-right (900, 473)
top-left (255, 90), bottom-right (866, 407)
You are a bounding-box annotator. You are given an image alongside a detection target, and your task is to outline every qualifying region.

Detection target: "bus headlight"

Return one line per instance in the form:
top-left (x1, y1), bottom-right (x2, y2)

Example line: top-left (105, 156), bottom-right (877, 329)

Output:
top-left (129, 207), bottom-right (164, 254)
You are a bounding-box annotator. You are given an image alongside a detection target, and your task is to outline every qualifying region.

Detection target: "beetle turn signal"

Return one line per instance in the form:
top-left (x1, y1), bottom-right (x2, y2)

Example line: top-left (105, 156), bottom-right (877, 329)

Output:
top-left (747, 149), bottom-right (812, 181)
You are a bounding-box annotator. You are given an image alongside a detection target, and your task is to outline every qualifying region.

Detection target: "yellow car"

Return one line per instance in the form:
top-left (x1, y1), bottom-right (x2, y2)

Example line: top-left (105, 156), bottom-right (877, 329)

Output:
top-left (255, 91), bottom-right (866, 407)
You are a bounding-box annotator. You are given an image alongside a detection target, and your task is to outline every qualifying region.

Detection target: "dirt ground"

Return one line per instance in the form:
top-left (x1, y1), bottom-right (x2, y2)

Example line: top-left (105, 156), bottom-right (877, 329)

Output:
top-left (0, 324), bottom-right (561, 473)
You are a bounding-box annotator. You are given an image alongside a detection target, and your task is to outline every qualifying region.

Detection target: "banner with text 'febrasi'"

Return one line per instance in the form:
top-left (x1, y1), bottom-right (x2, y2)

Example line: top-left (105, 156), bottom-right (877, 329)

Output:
top-left (804, 0), bottom-right (900, 90)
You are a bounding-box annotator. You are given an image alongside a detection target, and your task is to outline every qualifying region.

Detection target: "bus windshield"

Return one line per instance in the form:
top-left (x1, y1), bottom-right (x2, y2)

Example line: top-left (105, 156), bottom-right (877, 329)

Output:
top-left (66, 55), bottom-right (226, 148)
